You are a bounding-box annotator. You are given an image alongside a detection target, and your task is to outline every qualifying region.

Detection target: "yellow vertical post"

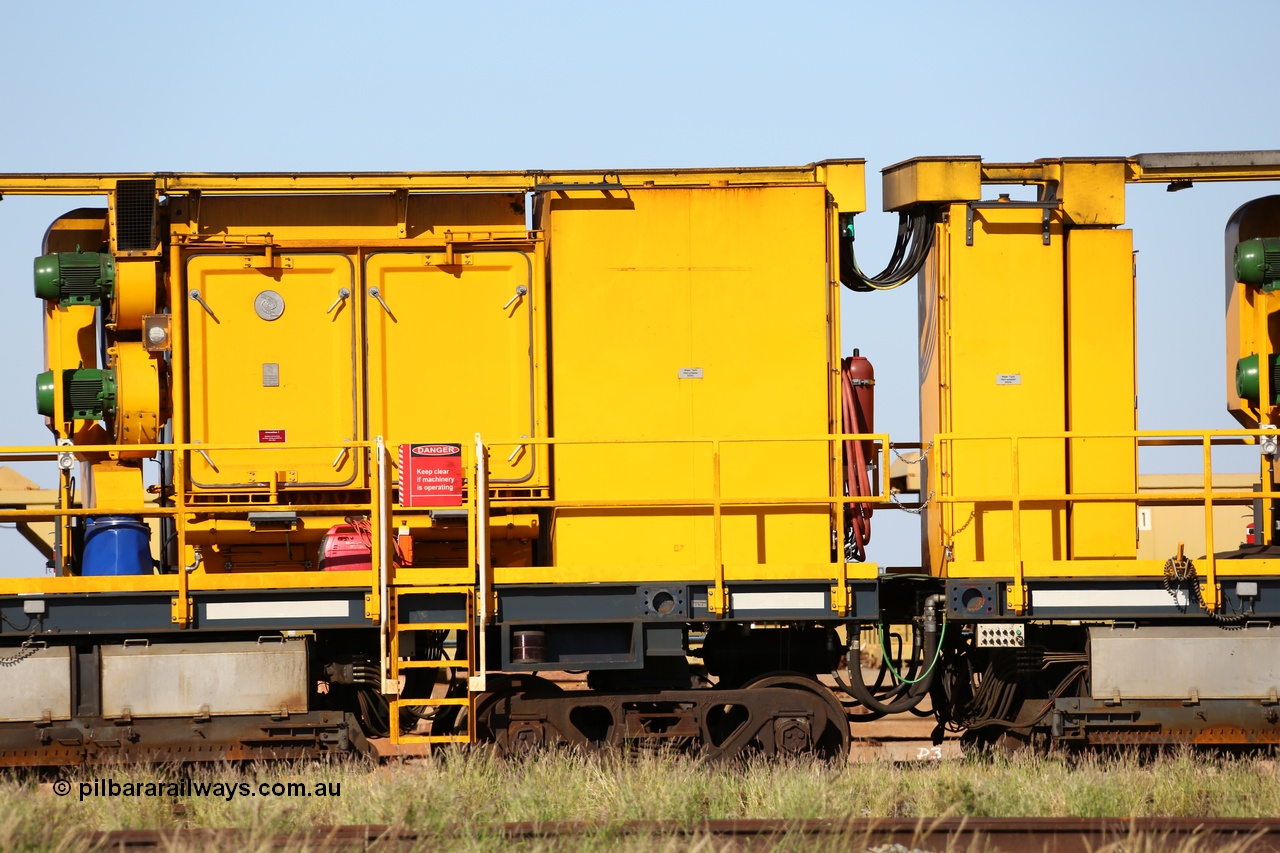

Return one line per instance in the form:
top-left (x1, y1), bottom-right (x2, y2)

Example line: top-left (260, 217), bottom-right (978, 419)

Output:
top-left (1258, 291), bottom-right (1272, 432)
top-left (466, 441), bottom-right (476, 595)
top-left (1264, 451), bottom-right (1275, 547)
top-left (834, 476), bottom-right (849, 619)
top-left (169, 237), bottom-right (191, 625)
top-left (375, 437), bottom-right (393, 695)
top-left (709, 441), bottom-right (726, 617)
top-left (470, 434), bottom-right (489, 694)
top-left (366, 437), bottom-right (382, 623)
top-left (1202, 435), bottom-right (1219, 610)
top-left (1256, 292), bottom-right (1274, 546)
top-left (827, 196), bottom-right (848, 615)
top-left (48, 303), bottom-right (70, 576)
top-left (1008, 438), bottom-right (1026, 613)
top-left (467, 589), bottom-right (478, 744)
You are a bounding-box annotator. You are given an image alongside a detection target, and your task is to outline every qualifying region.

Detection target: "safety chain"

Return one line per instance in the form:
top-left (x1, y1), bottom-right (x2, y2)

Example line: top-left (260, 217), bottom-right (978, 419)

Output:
top-left (942, 509), bottom-right (977, 562)
top-left (1162, 552), bottom-right (1246, 627)
top-left (889, 441), bottom-right (932, 464)
top-left (891, 489), bottom-right (934, 516)
top-left (0, 631), bottom-right (42, 668)
top-left (885, 442), bottom-right (933, 516)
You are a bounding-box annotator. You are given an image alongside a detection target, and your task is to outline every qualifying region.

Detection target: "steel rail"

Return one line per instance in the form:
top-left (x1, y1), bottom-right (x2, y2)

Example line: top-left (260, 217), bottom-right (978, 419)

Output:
top-left (81, 817), bottom-right (1280, 851)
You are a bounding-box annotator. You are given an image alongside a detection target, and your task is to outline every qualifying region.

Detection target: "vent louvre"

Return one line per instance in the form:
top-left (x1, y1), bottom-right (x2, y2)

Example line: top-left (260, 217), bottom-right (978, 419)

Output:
top-left (1266, 247), bottom-right (1280, 273)
top-left (59, 264), bottom-right (101, 299)
top-left (115, 179), bottom-right (157, 252)
top-left (67, 379), bottom-right (102, 413)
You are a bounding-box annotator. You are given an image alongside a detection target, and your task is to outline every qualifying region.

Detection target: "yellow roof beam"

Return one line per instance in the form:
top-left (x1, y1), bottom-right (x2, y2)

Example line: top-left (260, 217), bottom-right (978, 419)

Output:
top-left (1126, 151), bottom-right (1280, 185)
top-left (0, 160), bottom-right (865, 199)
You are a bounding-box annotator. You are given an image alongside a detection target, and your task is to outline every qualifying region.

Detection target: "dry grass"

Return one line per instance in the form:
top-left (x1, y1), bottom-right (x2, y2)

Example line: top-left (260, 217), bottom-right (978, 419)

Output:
top-left (1, 748), bottom-right (1276, 851)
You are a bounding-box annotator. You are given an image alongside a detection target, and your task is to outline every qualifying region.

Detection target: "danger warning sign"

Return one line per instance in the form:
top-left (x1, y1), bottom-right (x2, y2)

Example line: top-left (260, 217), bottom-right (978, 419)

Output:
top-left (399, 443), bottom-right (463, 507)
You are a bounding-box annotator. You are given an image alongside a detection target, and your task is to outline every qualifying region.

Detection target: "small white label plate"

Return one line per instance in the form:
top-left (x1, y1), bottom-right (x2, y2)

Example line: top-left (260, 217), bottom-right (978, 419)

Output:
top-left (996, 373), bottom-right (1022, 385)
top-left (678, 368), bottom-right (704, 379)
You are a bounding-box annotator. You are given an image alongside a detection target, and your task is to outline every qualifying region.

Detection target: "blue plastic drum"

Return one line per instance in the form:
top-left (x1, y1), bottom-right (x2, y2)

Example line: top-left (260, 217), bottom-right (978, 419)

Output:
top-left (81, 516), bottom-right (152, 576)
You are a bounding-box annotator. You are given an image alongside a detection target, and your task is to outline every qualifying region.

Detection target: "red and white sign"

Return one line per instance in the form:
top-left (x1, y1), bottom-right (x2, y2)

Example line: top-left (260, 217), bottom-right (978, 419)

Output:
top-left (399, 442), bottom-right (463, 507)
top-left (258, 429), bottom-right (287, 443)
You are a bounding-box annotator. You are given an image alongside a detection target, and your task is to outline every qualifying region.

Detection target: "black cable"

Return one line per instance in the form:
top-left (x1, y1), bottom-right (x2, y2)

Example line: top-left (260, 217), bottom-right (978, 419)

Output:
top-left (839, 208), bottom-right (938, 292)
top-left (839, 623), bottom-right (939, 715)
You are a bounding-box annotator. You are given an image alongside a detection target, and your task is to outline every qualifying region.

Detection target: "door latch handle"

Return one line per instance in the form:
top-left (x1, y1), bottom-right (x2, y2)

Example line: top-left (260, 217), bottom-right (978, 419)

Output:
top-left (332, 444), bottom-right (350, 469)
top-left (326, 287), bottom-right (351, 314)
top-left (193, 441), bottom-right (219, 473)
top-left (502, 285), bottom-right (528, 310)
top-left (507, 435), bottom-right (529, 463)
top-left (369, 287), bottom-right (395, 318)
top-left (189, 290), bottom-right (218, 321)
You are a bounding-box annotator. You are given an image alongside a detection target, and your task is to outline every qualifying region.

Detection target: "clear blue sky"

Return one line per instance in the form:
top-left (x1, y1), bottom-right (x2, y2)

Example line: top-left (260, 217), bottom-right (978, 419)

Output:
top-left (0, 0), bottom-right (1275, 572)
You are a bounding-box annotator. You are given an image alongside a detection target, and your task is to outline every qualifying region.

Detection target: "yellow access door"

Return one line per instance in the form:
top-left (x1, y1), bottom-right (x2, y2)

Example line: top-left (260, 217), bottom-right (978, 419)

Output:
top-left (185, 254), bottom-right (359, 489)
top-left (364, 251), bottom-right (545, 487)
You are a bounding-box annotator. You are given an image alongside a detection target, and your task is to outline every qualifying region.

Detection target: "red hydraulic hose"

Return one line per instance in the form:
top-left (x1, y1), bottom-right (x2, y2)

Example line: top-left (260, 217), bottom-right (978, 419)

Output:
top-left (841, 360), bottom-right (873, 561)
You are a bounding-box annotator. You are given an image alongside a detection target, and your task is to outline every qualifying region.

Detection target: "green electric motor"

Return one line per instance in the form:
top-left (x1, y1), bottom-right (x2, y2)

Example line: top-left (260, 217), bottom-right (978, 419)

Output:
top-left (1236, 238), bottom-right (1280, 292)
top-left (1236, 353), bottom-right (1280, 405)
top-left (33, 250), bottom-right (115, 306)
top-left (36, 369), bottom-right (117, 421)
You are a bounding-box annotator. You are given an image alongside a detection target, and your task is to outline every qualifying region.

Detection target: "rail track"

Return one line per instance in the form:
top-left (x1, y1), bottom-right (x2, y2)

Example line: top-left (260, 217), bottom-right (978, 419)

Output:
top-left (82, 817), bottom-right (1280, 851)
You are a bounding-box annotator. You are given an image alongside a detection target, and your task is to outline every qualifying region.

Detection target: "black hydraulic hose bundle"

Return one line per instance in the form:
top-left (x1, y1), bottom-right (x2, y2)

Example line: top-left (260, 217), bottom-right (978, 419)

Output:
top-left (834, 594), bottom-right (946, 715)
top-left (839, 208), bottom-right (937, 292)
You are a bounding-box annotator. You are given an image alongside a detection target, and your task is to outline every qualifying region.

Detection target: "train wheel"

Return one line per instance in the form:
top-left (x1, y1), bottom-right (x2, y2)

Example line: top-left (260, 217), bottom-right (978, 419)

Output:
top-left (742, 673), bottom-right (850, 761)
top-left (470, 674), bottom-right (565, 754)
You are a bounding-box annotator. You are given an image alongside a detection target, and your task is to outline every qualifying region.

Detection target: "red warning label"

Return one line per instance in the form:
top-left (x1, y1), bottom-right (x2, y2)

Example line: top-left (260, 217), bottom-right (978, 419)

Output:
top-left (399, 443), bottom-right (463, 507)
top-left (258, 429), bottom-right (287, 443)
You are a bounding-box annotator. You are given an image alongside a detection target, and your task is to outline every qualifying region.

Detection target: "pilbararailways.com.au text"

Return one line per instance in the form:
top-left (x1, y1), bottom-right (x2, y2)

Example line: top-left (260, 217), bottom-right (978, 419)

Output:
top-left (58, 778), bottom-right (341, 802)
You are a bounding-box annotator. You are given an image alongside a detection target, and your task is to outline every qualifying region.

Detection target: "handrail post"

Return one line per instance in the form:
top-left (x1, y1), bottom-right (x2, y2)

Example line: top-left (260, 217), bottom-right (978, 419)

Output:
top-left (170, 236), bottom-right (190, 620)
top-left (1008, 437), bottom-right (1026, 614)
top-left (375, 436), bottom-right (395, 694)
top-left (1264, 434), bottom-right (1276, 549)
top-left (48, 303), bottom-right (69, 577)
top-left (1202, 434), bottom-right (1219, 610)
top-left (709, 440), bottom-right (726, 617)
top-left (174, 442), bottom-right (190, 627)
top-left (832, 432), bottom-right (849, 616)
top-left (470, 433), bottom-right (489, 693)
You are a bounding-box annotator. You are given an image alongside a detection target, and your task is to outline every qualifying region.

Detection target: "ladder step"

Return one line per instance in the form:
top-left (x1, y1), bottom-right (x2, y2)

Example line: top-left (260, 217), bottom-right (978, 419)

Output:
top-left (396, 734), bottom-right (473, 745)
top-left (397, 622), bottom-right (470, 632)
top-left (394, 697), bottom-right (471, 707)
top-left (397, 659), bottom-right (468, 669)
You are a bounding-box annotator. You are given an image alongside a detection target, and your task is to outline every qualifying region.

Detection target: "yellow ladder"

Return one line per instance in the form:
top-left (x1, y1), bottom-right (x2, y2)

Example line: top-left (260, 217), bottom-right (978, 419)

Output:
top-left (388, 585), bottom-right (477, 745)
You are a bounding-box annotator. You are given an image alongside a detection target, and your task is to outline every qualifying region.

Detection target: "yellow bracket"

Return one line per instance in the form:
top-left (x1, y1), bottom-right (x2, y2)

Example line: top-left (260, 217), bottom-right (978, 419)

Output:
top-left (241, 241), bottom-right (290, 270)
top-left (170, 596), bottom-right (192, 625)
top-left (1006, 581), bottom-right (1027, 614)
top-left (706, 585), bottom-right (726, 617)
top-left (830, 583), bottom-right (850, 616)
top-left (364, 593), bottom-right (379, 622)
top-left (394, 189), bottom-right (408, 238)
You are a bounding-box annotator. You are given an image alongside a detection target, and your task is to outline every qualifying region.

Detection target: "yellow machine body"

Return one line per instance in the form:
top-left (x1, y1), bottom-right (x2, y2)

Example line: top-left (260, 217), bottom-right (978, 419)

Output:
top-left (902, 154), bottom-right (1280, 613)
top-left (9, 156), bottom-right (1280, 759)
